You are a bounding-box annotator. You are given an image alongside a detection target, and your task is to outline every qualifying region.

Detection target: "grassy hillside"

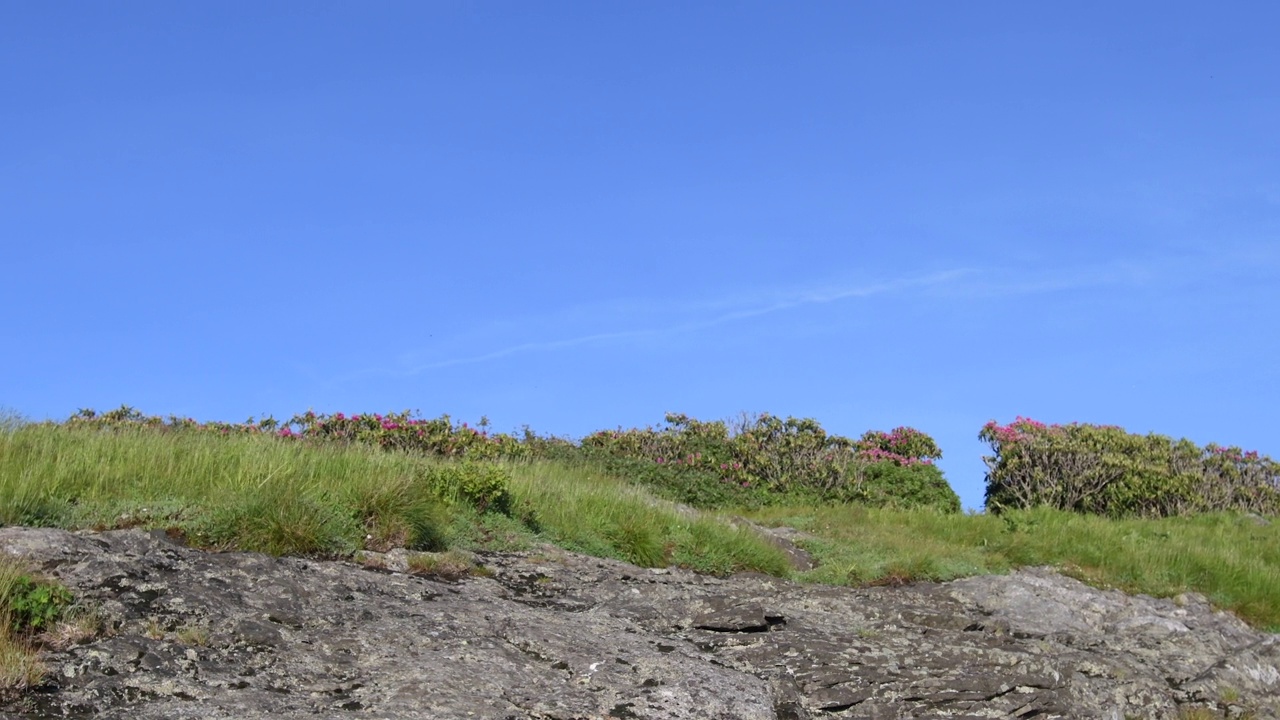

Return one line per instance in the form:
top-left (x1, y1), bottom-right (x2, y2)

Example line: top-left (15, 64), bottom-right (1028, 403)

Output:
top-left (0, 422), bottom-right (791, 573)
top-left (2, 414), bottom-right (1278, 694)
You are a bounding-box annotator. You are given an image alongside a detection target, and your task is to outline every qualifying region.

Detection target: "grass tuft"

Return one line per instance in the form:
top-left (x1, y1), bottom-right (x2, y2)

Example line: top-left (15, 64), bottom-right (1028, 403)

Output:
top-left (406, 550), bottom-right (481, 581)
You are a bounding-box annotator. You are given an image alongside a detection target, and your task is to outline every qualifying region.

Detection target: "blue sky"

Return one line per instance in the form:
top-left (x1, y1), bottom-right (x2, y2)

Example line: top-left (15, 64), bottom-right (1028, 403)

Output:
top-left (4, 2), bottom-right (1277, 510)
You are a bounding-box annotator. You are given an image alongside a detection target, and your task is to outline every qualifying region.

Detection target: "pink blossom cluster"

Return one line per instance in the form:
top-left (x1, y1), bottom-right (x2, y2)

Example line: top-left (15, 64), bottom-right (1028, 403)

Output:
top-left (857, 446), bottom-right (934, 466)
top-left (1210, 446), bottom-right (1261, 460)
top-left (854, 426), bottom-right (941, 466)
top-left (981, 416), bottom-right (1056, 445)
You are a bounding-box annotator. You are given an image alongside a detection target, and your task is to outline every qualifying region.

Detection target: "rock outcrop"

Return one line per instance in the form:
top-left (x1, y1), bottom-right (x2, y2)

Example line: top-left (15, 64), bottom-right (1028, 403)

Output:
top-left (1, 526), bottom-right (1277, 719)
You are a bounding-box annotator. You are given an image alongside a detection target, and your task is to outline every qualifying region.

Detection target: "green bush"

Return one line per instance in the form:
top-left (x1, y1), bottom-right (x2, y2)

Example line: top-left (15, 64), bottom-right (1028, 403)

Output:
top-left (581, 412), bottom-right (959, 511)
top-left (981, 417), bottom-right (1280, 517)
top-left (288, 411), bottom-right (530, 461)
top-left (858, 461), bottom-right (960, 513)
top-left (590, 453), bottom-right (768, 509)
top-left (416, 461), bottom-right (514, 515)
top-left (62, 407), bottom-right (533, 462)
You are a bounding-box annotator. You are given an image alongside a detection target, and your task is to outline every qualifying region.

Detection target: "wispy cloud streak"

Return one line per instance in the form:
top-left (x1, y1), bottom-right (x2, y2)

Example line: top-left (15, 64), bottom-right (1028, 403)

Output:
top-left (393, 269), bottom-right (973, 375)
top-left (334, 262), bottom-right (1148, 382)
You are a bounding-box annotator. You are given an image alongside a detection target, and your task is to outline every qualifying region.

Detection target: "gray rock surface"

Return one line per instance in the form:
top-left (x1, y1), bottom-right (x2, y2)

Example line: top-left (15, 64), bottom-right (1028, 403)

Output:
top-left (1, 526), bottom-right (1277, 719)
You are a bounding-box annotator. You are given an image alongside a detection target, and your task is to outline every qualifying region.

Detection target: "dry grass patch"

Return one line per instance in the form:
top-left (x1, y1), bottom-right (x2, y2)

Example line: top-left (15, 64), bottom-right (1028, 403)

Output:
top-left (175, 625), bottom-right (211, 647)
top-left (406, 550), bottom-right (482, 581)
top-left (0, 625), bottom-right (45, 695)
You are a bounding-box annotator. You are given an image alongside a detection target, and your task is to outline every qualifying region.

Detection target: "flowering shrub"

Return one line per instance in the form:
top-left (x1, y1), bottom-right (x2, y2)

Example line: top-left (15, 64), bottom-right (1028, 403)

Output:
top-left (854, 427), bottom-right (942, 466)
top-left (284, 410), bottom-right (529, 461)
top-left (66, 405), bottom-right (282, 436)
top-left (581, 414), bottom-right (756, 507)
top-left (583, 412), bottom-right (958, 512)
top-left (63, 406), bottom-right (530, 461)
top-left (981, 417), bottom-right (1280, 517)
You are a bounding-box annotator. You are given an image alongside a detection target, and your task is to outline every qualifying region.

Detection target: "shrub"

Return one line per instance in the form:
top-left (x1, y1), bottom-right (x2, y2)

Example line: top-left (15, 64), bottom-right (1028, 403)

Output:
top-left (416, 461), bottom-right (514, 515)
top-left (581, 414), bottom-right (763, 507)
top-left (582, 412), bottom-right (959, 511)
top-left (981, 417), bottom-right (1280, 517)
top-left (61, 407), bottom-right (532, 463)
top-left (858, 461), bottom-right (960, 513)
top-left (588, 453), bottom-right (765, 508)
top-left (287, 411), bottom-right (529, 461)
top-left (854, 426), bottom-right (943, 466)
top-left (728, 413), bottom-right (857, 495)
top-left (65, 405), bottom-right (274, 436)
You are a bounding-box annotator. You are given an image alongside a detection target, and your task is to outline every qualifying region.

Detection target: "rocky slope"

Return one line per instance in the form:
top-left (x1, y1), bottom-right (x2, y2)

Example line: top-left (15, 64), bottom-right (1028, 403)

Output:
top-left (1, 526), bottom-right (1277, 719)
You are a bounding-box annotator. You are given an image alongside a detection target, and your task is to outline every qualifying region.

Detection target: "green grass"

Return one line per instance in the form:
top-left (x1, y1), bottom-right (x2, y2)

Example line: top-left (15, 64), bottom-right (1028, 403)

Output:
top-left (506, 460), bottom-right (793, 575)
top-left (744, 504), bottom-right (1280, 631)
top-left (0, 423), bottom-right (793, 576)
top-left (1, 424), bottom-right (439, 554)
top-left (4, 421), bottom-right (1280, 636)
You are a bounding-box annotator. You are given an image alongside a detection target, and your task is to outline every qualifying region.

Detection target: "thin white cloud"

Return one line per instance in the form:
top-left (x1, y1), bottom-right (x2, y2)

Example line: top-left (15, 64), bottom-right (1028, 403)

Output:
top-left (407, 328), bottom-right (663, 371)
top-left (941, 262), bottom-right (1154, 298)
top-left (357, 269), bottom-right (974, 377)
top-left (331, 262), bottom-right (1153, 381)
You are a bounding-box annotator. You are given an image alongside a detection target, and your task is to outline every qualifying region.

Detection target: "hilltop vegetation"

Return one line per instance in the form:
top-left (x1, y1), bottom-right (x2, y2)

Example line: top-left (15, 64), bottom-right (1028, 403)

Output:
top-left (982, 416), bottom-right (1280, 517)
top-left (1, 405), bottom-right (1278, 694)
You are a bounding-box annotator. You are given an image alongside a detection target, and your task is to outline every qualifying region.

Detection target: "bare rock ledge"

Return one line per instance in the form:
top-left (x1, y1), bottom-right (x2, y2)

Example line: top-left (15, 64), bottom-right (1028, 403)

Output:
top-left (1, 527), bottom-right (1277, 719)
